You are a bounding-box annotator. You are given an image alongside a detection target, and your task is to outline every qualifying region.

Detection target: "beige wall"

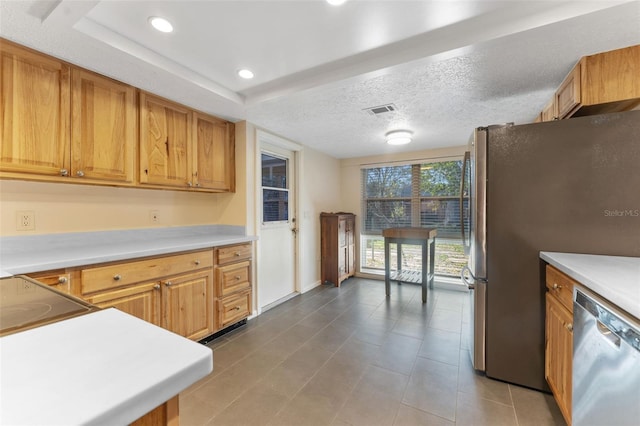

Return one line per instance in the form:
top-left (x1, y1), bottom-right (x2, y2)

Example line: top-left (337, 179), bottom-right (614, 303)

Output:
top-left (0, 125), bottom-right (250, 236)
top-left (298, 146), bottom-right (342, 292)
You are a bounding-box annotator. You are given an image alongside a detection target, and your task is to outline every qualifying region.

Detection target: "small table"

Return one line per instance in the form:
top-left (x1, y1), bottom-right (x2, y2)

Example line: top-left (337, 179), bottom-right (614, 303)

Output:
top-left (383, 227), bottom-right (437, 303)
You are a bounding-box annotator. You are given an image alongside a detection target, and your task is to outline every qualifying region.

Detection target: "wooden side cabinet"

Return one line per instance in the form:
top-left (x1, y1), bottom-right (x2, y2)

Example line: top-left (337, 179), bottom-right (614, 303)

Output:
top-left (545, 265), bottom-right (575, 426)
top-left (320, 212), bottom-right (355, 287)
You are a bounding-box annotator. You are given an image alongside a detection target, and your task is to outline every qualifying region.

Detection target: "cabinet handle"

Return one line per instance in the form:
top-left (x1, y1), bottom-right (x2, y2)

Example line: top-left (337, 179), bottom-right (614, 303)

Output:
top-left (113, 274), bottom-right (122, 281)
top-left (165, 281), bottom-right (173, 287)
top-left (566, 323), bottom-right (573, 332)
top-left (187, 182), bottom-right (193, 187)
top-left (233, 306), bottom-right (241, 311)
top-left (154, 284), bottom-right (160, 290)
top-left (194, 260), bottom-right (201, 266)
top-left (552, 283), bottom-right (562, 290)
top-left (60, 169), bottom-right (69, 176)
top-left (234, 252), bottom-right (241, 257)
top-left (76, 170), bottom-right (85, 177)
top-left (195, 183), bottom-right (200, 187)
top-left (58, 277), bottom-right (68, 284)
top-left (235, 275), bottom-right (241, 280)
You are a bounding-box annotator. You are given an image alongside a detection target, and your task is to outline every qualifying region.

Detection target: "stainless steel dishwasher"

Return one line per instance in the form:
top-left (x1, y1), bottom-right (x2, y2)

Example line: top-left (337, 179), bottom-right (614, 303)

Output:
top-left (572, 287), bottom-right (640, 426)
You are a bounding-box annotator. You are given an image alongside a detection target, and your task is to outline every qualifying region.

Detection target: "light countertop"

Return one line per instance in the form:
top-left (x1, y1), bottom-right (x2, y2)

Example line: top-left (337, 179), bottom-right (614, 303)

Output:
top-left (0, 308), bottom-right (213, 425)
top-left (0, 225), bottom-right (257, 278)
top-left (540, 252), bottom-right (640, 319)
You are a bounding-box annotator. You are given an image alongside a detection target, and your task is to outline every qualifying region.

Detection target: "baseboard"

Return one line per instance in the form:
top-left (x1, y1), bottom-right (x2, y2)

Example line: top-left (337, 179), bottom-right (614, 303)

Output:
top-left (301, 280), bottom-right (321, 294)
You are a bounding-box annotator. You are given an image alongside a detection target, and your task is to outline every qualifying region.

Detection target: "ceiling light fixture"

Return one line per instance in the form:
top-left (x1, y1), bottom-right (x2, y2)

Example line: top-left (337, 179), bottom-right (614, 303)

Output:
top-left (238, 69), bottom-right (254, 79)
top-left (149, 16), bottom-right (173, 33)
top-left (385, 130), bottom-right (413, 145)
top-left (326, 0), bottom-right (347, 5)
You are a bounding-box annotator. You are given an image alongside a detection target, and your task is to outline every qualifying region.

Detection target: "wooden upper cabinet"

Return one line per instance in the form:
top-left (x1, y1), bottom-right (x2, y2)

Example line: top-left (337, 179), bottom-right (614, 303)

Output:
top-left (555, 60), bottom-right (582, 119)
top-left (0, 41), bottom-right (70, 176)
top-left (193, 112), bottom-right (235, 192)
top-left (139, 92), bottom-right (192, 188)
top-left (71, 69), bottom-right (136, 183)
top-left (539, 44), bottom-right (640, 121)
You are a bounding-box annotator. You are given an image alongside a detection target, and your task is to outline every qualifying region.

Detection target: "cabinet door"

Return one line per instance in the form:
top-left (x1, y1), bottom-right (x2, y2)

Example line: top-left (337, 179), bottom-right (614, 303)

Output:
top-left (193, 112), bottom-right (234, 191)
top-left (1, 42), bottom-right (70, 176)
top-left (163, 269), bottom-right (214, 341)
top-left (545, 293), bottom-right (572, 425)
top-left (555, 60), bottom-right (582, 119)
top-left (87, 281), bottom-right (162, 326)
top-left (139, 92), bottom-right (192, 188)
top-left (71, 69), bottom-right (136, 183)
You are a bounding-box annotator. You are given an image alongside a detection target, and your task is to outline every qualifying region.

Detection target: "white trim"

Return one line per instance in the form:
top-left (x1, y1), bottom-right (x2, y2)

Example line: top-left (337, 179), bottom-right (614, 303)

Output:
top-left (256, 129), bottom-right (303, 152)
top-left (358, 154), bottom-right (464, 170)
top-left (301, 279), bottom-right (322, 294)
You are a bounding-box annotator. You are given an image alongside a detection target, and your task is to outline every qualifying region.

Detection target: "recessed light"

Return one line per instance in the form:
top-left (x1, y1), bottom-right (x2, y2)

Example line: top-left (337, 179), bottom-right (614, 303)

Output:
top-left (149, 16), bottom-right (173, 33)
top-left (326, 0), bottom-right (347, 5)
top-left (386, 130), bottom-right (413, 145)
top-left (238, 69), bottom-right (254, 79)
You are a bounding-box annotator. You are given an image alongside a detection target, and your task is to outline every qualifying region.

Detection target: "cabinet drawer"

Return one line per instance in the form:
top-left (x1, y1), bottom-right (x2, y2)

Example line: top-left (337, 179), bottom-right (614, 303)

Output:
top-left (215, 261), bottom-right (251, 297)
top-left (546, 265), bottom-right (576, 313)
top-left (81, 249), bottom-right (213, 294)
top-left (217, 289), bottom-right (251, 329)
top-left (216, 243), bottom-right (252, 265)
top-left (27, 270), bottom-right (72, 294)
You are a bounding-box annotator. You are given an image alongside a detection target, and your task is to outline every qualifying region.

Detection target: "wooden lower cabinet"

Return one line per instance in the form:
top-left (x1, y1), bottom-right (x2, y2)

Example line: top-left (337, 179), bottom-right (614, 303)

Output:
top-left (214, 243), bottom-right (253, 330)
top-left (163, 269), bottom-right (214, 341)
top-left (26, 244), bottom-right (253, 340)
top-left (86, 281), bottom-right (162, 327)
top-left (80, 249), bottom-right (215, 340)
top-left (545, 292), bottom-right (573, 424)
top-left (130, 395), bottom-right (178, 426)
top-left (545, 265), bottom-right (575, 425)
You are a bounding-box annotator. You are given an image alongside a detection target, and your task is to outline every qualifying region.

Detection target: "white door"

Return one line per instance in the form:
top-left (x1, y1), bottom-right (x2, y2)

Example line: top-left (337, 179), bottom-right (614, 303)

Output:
top-left (258, 144), bottom-right (297, 309)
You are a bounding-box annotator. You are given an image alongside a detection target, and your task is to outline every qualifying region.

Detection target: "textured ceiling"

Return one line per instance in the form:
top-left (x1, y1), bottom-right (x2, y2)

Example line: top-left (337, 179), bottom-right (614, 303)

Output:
top-left (1, 1), bottom-right (639, 158)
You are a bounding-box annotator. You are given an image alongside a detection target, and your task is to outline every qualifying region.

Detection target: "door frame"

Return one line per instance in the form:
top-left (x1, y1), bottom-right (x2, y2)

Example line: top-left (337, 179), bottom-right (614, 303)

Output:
top-left (255, 130), bottom-right (303, 314)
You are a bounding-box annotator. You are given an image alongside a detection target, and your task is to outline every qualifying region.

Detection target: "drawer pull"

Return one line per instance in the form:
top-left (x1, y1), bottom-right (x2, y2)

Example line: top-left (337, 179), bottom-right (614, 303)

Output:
top-left (113, 274), bottom-right (122, 281)
top-left (194, 260), bottom-right (201, 265)
top-left (234, 252), bottom-right (241, 257)
top-left (235, 275), bottom-right (241, 280)
top-left (233, 306), bottom-right (241, 311)
top-left (58, 277), bottom-right (68, 284)
top-left (552, 283), bottom-right (562, 290)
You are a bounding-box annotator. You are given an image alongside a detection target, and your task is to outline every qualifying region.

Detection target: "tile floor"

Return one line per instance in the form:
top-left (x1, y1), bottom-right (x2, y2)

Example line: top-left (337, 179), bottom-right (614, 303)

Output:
top-left (180, 278), bottom-right (565, 426)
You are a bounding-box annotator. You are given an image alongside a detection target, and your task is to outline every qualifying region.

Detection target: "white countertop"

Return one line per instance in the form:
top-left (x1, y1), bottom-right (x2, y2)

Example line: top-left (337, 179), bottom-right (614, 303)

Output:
top-left (540, 252), bottom-right (640, 319)
top-left (0, 308), bottom-right (213, 425)
top-left (0, 225), bottom-right (257, 277)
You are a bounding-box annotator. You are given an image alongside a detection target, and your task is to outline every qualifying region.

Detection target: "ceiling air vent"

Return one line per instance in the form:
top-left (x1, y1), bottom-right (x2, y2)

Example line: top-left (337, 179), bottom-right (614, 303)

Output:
top-left (364, 103), bottom-right (397, 116)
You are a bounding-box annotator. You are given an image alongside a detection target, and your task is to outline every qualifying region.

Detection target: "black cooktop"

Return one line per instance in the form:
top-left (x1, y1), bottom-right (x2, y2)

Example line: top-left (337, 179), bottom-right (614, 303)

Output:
top-left (0, 276), bottom-right (95, 336)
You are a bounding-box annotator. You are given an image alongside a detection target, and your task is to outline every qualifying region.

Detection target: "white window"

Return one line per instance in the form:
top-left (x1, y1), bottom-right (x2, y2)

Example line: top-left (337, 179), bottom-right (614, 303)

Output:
top-left (361, 160), bottom-right (469, 277)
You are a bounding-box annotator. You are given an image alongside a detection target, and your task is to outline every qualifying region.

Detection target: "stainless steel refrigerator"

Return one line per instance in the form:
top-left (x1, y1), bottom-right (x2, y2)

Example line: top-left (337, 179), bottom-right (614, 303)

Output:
top-left (460, 110), bottom-right (640, 391)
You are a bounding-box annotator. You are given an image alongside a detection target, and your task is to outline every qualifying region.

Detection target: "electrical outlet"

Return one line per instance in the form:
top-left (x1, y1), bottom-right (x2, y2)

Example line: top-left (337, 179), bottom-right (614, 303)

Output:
top-left (149, 210), bottom-right (160, 223)
top-left (16, 211), bottom-right (35, 231)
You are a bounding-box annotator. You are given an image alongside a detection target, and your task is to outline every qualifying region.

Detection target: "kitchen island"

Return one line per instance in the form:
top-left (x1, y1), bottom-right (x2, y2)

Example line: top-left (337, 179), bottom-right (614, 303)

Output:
top-left (0, 307), bottom-right (213, 425)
